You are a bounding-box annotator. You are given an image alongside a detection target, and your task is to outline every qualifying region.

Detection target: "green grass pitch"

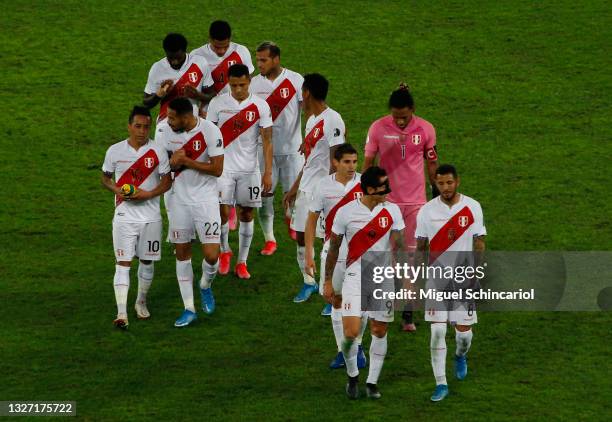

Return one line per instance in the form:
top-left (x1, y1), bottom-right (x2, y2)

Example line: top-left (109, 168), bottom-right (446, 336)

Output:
top-left (1, 0), bottom-right (610, 420)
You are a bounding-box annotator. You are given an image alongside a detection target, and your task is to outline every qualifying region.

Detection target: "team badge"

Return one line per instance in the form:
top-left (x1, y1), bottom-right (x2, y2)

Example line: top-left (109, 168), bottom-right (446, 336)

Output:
top-left (144, 157), bottom-right (155, 168)
top-left (458, 215), bottom-right (469, 227)
top-left (227, 60), bottom-right (237, 67)
top-left (379, 217), bottom-right (389, 228)
top-left (412, 134), bottom-right (421, 145)
top-left (354, 192), bottom-right (363, 199)
top-left (245, 111), bottom-right (256, 122)
top-left (193, 140), bottom-right (202, 151)
top-left (188, 72), bottom-right (198, 83)
top-left (280, 87), bottom-right (290, 99)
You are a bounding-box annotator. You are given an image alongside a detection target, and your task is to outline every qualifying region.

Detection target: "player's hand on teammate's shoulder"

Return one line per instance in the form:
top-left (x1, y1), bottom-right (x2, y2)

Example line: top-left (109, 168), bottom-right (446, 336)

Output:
top-left (157, 79), bottom-right (174, 98)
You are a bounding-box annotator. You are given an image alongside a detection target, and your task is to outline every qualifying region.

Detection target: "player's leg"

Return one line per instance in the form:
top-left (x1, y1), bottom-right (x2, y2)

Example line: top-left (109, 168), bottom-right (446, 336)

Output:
top-left (291, 190), bottom-right (317, 302)
top-left (133, 221), bottom-right (162, 319)
top-left (400, 204), bottom-right (421, 332)
top-left (257, 148), bottom-right (278, 255)
top-left (451, 305), bottom-right (477, 380)
top-left (169, 205), bottom-right (198, 327)
top-left (234, 172), bottom-right (262, 278)
top-left (194, 201), bottom-right (221, 315)
top-left (365, 319), bottom-right (389, 399)
top-left (218, 172), bottom-right (238, 275)
top-left (341, 302), bottom-right (363, 399)
top-left (283, 154), bottom-right (303, 240)
top-left (111, 221), bottom-right (139, 329)
top-left (429, 322), bottom-right (449, 401)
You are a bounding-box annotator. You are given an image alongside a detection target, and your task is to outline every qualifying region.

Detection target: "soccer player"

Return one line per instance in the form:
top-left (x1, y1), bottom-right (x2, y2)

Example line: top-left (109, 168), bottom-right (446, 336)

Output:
top-left (304, 144), bottom-right (367, 370)
top-left (157, 97), bottom-right (224, 327)
top-left (324, 166), bottom-right (406, 399)
top-left (207, 64), bottom-right (273, 279)
top-left (363, 85), bottom-right (438, 332)
top-left (283, 73), bottom-right (346, 303)
top-left (143, 33), bottom-right (214, 129)
top-left (414, 164), bottom-right (486, 401)
top-left (101, 106), bottom-right (172, 329)
top-left (250, 41), bottom-right (304, 255)
top-left (191, 20), bottom-right (255, 98)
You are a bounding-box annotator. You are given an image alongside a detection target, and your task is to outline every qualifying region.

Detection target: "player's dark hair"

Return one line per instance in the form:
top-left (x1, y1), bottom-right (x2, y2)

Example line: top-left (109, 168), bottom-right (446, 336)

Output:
top-left (436, 164), bottom-right (458, 179)
top-left (361, 166), bottom-right (388, 192)
top-left (129, 106), bottom-right (151, 123)
top-left (303, 73), bottom-right (329, 101)
top-left (209, 20), bottom-right (231, 40)
top-left (228, 63), bottom-right (250, 78)
top-left (256, 41), bottom-right (281, 58)
top-left (334, 143), bottom-right (358, 161)
top-left (163, 33), bottom-right (188, 53)
top-left (168, 97), bottom-right (193, 115)
top-left (388, 87), bottom-right (414, 109)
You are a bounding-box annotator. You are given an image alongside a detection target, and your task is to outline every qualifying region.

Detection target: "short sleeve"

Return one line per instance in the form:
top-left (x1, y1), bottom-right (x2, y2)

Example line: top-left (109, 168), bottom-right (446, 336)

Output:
top-left (258, 100), bottom-right (273, 128)
top-left (327, 114), bottom-right (345, 147)
top-left (156, 146), bottom-right (171, 175)
top-left (144, 63), bottom-right (160, 95)
top-left (390, 205), bottom-right (405, 231)
top-left (472, 202), bottom-right (487, 237)
top-left (200, 62), bottom-right (214, 89)
top-left (424, 122), bottom-right (438, 161)
top-left (239, 45), bottom-right (255, 74)
top-left (206, 98), bottom-right (220, 124)
top-left (102, 147), bottom-right (115, 174)
top-left (295, 74), bottom-right (304, 102)
top-left (364, 122), bottom-right (379, 156)
top-left (206, 124), bottom-right (224, 157)
top-left (415, 206), bottom-right (429, 239)
top-left (309, 181), bottom-right (325, 213)
top-left (331, 207), bottom-right (348, 236)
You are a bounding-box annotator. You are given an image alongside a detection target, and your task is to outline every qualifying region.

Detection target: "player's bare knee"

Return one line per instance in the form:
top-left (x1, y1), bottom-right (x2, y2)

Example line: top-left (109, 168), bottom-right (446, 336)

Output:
top-left (333, 295), bottom-right (342, 309)
top-left (239, 207), bottom-right (253, 221)
top-left (296, 231), bottom-right (305, 246)
top-left (370, 320), bottom-right (388, 338)
top-left (220, 205), bottom-right (230, 223)
top-left (174, 243), bottom-right (192, 261)
top-left (116, 261), bottom-right (131, 267)
top-left (456, 324), bottom-right (471, 332)
top-left (139, 259), bottom-right (152, 265)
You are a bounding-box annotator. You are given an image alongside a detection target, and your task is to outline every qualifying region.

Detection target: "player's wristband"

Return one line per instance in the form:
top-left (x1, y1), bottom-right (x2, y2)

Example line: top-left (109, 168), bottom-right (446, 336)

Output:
top-left (431, 184), bottom-right (440, 198)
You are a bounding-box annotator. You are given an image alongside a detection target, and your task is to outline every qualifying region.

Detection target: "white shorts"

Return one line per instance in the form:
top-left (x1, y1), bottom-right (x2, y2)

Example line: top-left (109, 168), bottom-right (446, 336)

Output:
top-left (168, 201), bottom-right (221, 244)
top-left (319, 246), bottom-right (346, 295)
top-left (290, 190), bottom-right (313, 233)
top-left (424, 302), bottom-right (478, 325)
top-left (258, 148), bottom-right (304, 193)
top-left (219, 171), bottom-right (262, 208)
top-left (341, 270), bottom-right (394, 322)
top-left (112, 220), bottom-right (162, 262)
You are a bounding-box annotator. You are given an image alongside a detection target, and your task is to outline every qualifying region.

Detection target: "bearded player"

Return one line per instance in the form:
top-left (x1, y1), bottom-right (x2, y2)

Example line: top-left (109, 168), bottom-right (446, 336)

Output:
top-left (363, 85), bottom-right (438, 332)
top-left (250, 41), bottom-right (304, 254)
top-left (157, 97), bottom-right (224, 327)
top-left (415, 164), bottom-right (486, 401)
top-left (101, 106), bottom-right (172, 329)
top-left (283, 73), bottom-right (345, 304)
top-left (304, 144), bottom-right (367, 370)
top-left (207, 64), bottom-right (273, 279)
top-left (324, 166), bottom-right (406, 399)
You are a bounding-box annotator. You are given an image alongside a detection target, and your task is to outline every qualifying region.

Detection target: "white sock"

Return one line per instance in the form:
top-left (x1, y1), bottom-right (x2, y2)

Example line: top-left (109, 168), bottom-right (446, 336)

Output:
top-left (136, 262), bottom-right (154, 304)
top-left (238, 220), bottom-right (254, 263)
top-left (356, 314), bottom-right (368, 345)
top-left (200, 259), bottom-right (219, 289)
top-left (220, 223), bottom-right (230, 253)
top-left (431, 323), bottom-right (448, 385)
top-left (297, 245), bottom-right (316, 285)
top-left (331, 307), bottom-right (344, 351)
top-left (342, 337), bottom-right (359, 378)
top-left (176, 259), bottom-right (195, 312)
top-left (113, 265), bottom-right (130, 316)
top-left (366, 334), bottom-right (388, 385)
top-left (258, 196), bottom-right (275, 242)
top-left (455, 328), bottom-right (473, 357)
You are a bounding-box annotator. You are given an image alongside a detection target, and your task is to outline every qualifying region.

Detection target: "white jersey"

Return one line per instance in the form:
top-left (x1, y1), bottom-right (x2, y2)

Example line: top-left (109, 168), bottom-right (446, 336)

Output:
top-left (332, 199), bottom-right (404, 274)
top-left (250, 68), bottom-right (303, 155)
top-left (310, 173), bottom-right (362, 261)
top-left (191, 42), bottom-right (254, 95)
top-left (207, 93), bottom-right (272, 173)
top-left (299, 107), bottom-right (345, 192)
top-left (415, 194), bottom-right (486, 265)
top-left (158, 118), bottom-right (224, 204)
top-left (102, 139), bottom-right (170, 223)
top-left (144, 54), bottom-right (214, 123)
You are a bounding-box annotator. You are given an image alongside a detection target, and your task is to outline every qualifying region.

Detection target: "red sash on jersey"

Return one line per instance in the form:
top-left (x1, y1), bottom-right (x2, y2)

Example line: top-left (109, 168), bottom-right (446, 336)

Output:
top-left (346, 208), bottom-right (393, 268)
top-left (266, 78), bottom-right (296, 121)
top-left (115, 149), bottom-right (160, 206)
top-left (219, 103), bottom-right (260, 148)
top-left (303, 120), bottom-right (324, 159)
top-left (158, 63), bottom-right (204, 122)
top-left (428, 206), bottom-right (474, 264)
top-left (325, 184), bottom-right (363, 241)
top-left (174, 132), bottom-right (208, 177)
top-left (211, 51), bottom-right (242, 93)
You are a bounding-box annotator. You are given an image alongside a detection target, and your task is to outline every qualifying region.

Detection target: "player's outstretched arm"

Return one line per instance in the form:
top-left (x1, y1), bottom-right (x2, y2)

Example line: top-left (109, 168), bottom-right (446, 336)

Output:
top-left (260, 126), bottom-right (273, 194)
top-left (304, 211), bottom-right (320, 277)
top-left (324, 232), bottom-right (343, 303)
top-left (101, 172), bottom-right (121, 195)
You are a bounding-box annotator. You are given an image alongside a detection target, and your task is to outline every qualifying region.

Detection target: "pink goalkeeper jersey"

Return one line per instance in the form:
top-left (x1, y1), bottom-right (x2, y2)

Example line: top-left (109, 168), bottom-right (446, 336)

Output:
top-left (364, 115), bottom-right (437, 205)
